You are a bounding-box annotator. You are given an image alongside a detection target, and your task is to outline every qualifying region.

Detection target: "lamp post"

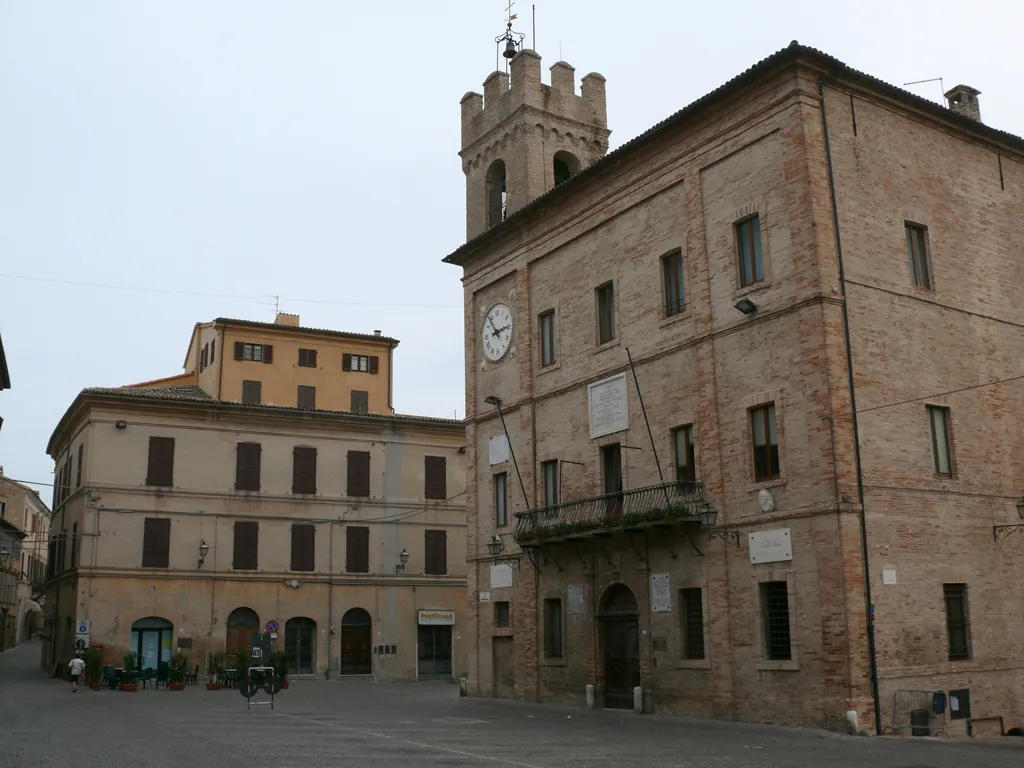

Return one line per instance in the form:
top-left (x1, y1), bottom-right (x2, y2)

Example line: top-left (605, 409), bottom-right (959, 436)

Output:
top-left (395, 549), bottom-right (409, 574)
top-left (484, 396), bottom-right (530, 511)
top-left (197, 540), bottom-right (210, 569)
top-left (993, 496), bottom-right (1024, 541)
top-left (699, 504), bottom-right (740, 547)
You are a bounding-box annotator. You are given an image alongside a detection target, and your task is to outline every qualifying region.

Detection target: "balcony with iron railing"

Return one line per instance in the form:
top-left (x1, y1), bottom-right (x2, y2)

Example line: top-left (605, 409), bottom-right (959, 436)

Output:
top-left (513, 480), bottom-right (714, 547)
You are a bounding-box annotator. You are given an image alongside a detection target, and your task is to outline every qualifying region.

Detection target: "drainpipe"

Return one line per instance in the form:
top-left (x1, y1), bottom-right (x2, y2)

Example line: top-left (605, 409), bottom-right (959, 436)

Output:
top-left (818, 77), bottom-right (881, 736)
top-left (215, 324), bottom-right (226, 401)
top-left (387, 343), bottom-right (395, 414)
top-left (327, 520), bottom-right (334, 678)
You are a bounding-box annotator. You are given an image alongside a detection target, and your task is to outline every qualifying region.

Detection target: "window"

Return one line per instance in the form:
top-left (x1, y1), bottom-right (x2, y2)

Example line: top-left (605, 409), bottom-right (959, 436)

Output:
top-left (542, 460), bottom-right (559, 507)
top-left (601, 444), bottom-right (622, 495)
top-left (235, 442), bottom-right (262, 491)
top-left (346, 526), bottom-right (370, 573)
top-left (680, 588), bottom-right (705, 660)
top-left (737, 216), bottom-right (764, 286)
top-left (539, 310), bottom-right (557, 367)
top-left (298, 348), bottom-right (318, 368)
top-left (906, 223), bottom-right (931, 289)
top-left (596, 282), bottom-right (615, 344)
top-left (290, 524), bottom-right (315, 572)
top-left (494, 601), bottom-right (510, 628)
top-left (543, 598), bottom-right (563, 659)
top-left (292, 446), bottom-right (317, 495)
top-left (210, 339), bottom-right (215, 364)
top-left (944, 584), bottom-right (971, 661)
top-left (234, 341), bottom-right (274, 363)
top-left (494, 472), bottom-right (508, 527)
top-left (424, 529), bottom-right (447, 575)
top-left (297, 385), bottom-right (316, 410)
top-left (142, 518), bottom-right (171, 568)
top-left (71, 523), bottom-right (78, 567)
top-left (750, 404), bottom-right (780, 481)
top-left (927, 405), bottom-right (953, 476)
top-left (146, 437), bottom-right (175, 487)
top-left (662, 249), bottom-right (685, 316)
top-left (760, 581), bottom-right (791, 661)
top-left (350, 390), bottom-right (369, 414)
top-left (76, 443), bottom-right (83, 488)
top-left (242, 380), bottom-right (262, 405)
top-left (232, 521), bottom-right (259, 571)
top-left (347, 451), bottom-right (371, 497)
top-left (201, 344), bottom-right (208, 372)
top-left (486, 159), bottom-right (507, 227)
top-left (424, 456), bottom-right (447, 500)
top-left (343, 353), bottom-right (378, 373)
top-left (673, 426), bottom-right (695, 482)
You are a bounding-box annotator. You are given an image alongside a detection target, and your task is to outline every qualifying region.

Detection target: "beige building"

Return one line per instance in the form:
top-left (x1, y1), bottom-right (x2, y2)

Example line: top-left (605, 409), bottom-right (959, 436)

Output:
top-left (446, 41), bottom-right (1024, 734)
top-left (0, 472), bottom-right (50, 651)
top-left (44, 315), bottom-right (467, 681)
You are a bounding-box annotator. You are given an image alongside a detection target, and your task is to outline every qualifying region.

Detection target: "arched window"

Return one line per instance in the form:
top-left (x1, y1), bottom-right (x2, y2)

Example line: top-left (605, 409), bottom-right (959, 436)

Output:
top-left (486, 160), bottom-right (507, 227)
top-left (553, 151), bottom-right (580, 188)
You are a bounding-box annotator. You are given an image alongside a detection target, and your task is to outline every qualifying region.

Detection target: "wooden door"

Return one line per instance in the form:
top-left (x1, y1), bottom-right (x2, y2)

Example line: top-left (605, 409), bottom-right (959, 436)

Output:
top-left (603, 617), bottom-right (640, 709)
top-left (492, 636), bottom-right (515, 698)
top-left (340, 625), bottom-right (371, 675)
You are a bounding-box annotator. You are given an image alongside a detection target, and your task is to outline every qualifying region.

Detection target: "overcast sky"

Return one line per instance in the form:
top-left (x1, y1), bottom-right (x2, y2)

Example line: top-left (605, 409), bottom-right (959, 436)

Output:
top-left (1, 1), bottom-right (1020, 500)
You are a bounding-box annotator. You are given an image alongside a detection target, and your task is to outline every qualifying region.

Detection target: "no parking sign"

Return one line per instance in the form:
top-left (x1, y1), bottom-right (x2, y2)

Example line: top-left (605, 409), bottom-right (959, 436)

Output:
top-left (266, 620), bottom-right (278, 633)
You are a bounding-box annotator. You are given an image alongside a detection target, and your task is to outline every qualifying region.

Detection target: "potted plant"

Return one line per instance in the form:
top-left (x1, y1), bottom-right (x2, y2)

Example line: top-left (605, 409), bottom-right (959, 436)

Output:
top-left (83, 647), bottom-right (103, 691)
top-left (271, 650), bottom-right (290, 689)
top-left (168, 652), bottom-right (188, 691)
top-left (234, 649), bottom-right (251, 689)
top-left (206, 652), bottom-right (224, 691)
top-left (121, 651), bottom-right (138, 692)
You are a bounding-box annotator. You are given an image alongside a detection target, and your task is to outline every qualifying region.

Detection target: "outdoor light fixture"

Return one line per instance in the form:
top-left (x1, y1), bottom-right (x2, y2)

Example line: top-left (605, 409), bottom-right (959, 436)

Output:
top-left (699, 504), bottom-right (741, 547)
top-left (487, 534), bottom-right (521, 569)
top-left (734, 298), bottom-right (758, 315)
top-left (197, 539), bottom-right (209, 569)
top-left (396, 549), bottom-right (409, 573)
top-left (993, 495), bottom-right (1024, 540)
top-left (115, 420), bottom-right (128, 429)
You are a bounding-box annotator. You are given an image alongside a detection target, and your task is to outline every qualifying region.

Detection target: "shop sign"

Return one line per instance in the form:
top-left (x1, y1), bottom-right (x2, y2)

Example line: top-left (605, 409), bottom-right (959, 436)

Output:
top-left (417, 609), bottom-right (455, 626)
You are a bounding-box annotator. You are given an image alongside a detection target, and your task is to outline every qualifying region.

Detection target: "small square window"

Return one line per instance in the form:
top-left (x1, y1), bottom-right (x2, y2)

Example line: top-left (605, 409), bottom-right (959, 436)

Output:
top-left (736, 216), bottom-right (764, 287)
top-left (927, 405), bottom-right (953, 476)
top-left (242, 380), bottom-right (262, 406)
top-left (298, 348), bottom-right (318, 368)
top-left (494, 601), bottom-right (510, 629)
top-left (906, 223), bottom-right (932, 289)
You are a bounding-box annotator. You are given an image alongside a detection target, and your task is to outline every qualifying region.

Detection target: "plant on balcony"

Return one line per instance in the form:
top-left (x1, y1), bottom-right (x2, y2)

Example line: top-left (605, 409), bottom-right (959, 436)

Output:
top-left (168, 652), bottom-right (188, 690)
top-left (206, 652), bottom-right (224, 690)
top-left (121, 651), bottom-right (138, 691)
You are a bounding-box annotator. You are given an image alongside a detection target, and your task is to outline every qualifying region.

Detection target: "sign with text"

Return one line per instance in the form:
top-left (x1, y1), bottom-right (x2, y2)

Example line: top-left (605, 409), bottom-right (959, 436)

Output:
top-left (490, 563), bottom-right (514, 589)
top-left (418, 609), bottom-right (455, 626)
top-left (479, 591), bottom-right (491, 603)
top-left (567, 584), bottom-right (585, 615)
top-left (748, 528), bottom-right (793, 565)
top-left (588, 373), bottom-right (629, 439)
top-left (651, 573), bottom-right (672, 612)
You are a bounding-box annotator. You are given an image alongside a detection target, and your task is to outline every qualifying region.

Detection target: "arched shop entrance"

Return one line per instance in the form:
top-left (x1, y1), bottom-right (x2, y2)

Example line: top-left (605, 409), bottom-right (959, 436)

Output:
top-left (130, 617), bottom-right (173, 672)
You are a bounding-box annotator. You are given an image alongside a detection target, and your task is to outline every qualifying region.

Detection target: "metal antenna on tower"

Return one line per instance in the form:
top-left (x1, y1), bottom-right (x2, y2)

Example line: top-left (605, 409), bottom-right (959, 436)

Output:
top-left (255, 294), bottom-right (279, 319)
top-left (495, 0), bottom-right (526, 74)
top-left (904, 77), bottom-right (946, 104)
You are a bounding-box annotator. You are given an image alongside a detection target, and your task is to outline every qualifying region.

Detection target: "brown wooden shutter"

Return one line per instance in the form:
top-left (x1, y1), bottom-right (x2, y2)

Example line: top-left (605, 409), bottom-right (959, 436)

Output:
top-left (346, 526), bottom-right (369, 573)
top-left (290, 524), bottom-right (315, 572)
top-left (368, 356), bottom-right (379, 374)
top-left (342, 353), bottom-right (352, 371)
top-left (146, 437), bottom-right (175, 487)
top-left (424, 456), bottom-right (447, 500)
top-left (234, 341), bottom-right (245, 360)
top-left (235, 443), bottom-right (262, 491)
top-left (210, 339), bottom-right (215, 363)
top-left (76, 443), bottom-right (83, 488)
top-left (292, 446), bottom-right (317, 495)
top-left (347, 451), bottom-right (371, 497)
top-left (142, 518), bottom-right (171, 568)
top-left (298, 385), bottom-right (316, 410)
top-left (233, 520), bottom-right (259, 570)
top-left (424, 529), bottom-right (447, 575)
top-left (263, 344), bottom-right (274, 364)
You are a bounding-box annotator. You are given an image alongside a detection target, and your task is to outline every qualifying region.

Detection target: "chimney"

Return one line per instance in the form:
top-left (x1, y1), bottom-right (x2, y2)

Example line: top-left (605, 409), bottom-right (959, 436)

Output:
top-left (275, 312), bottom-right (300, 327)
top-left (373, 330), bottom-right (382, 336)
top-left (944, 85), bottom-right (982, 122)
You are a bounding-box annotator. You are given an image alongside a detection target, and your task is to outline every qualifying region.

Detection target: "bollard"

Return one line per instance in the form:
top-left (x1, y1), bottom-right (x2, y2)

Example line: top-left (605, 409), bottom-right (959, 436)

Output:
top-left (459, 677), bottom-right (468, 697)
top-left (846, 709), bottom-right (858, 735)
top-left (633, 686), bottom-right (643, 714)
top-left (585, 684), bottom-right (595, 710)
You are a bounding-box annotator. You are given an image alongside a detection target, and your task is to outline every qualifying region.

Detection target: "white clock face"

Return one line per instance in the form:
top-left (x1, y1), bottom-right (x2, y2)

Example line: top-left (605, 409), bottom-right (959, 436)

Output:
top-left (482, 303), bottom-right (514, 362)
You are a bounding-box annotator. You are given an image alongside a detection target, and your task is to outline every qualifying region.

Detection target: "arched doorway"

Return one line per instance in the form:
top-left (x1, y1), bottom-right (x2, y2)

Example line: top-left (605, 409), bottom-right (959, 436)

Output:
top-left (284, 617), bottom-right (317, 675)
top-left (340, 608), bottom-right (372, 675)
top-left (130, 617), bottom-right (173, 672)
top-left (226, 607), bottom-right (260, 660)
top-left (600, 584), bottom-right (640, 710)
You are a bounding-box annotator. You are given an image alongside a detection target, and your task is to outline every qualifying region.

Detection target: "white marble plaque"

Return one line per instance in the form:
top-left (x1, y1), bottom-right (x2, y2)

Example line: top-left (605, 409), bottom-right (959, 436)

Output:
top-left (882, 569), bottom-right (897, 585)
top-left (651, 573), bottom-right (672, 612)
top-left (748, 528), bottom-right (793, 565)
top-left (489, 435), bottom-right (509, 465)
top-left (490, 563), bottom-right (513, 589)
top-left (479, 591), bottom-right (491, 603)
top-left (567, 584), bottom-right (585, 615)
top-left (588, 373), bottom-right (629, 439)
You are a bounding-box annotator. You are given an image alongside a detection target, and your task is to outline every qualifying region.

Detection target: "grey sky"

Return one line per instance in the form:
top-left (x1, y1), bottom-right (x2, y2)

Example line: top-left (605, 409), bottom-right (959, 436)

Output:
top-left (1, 1), bottom-right (1020, 498)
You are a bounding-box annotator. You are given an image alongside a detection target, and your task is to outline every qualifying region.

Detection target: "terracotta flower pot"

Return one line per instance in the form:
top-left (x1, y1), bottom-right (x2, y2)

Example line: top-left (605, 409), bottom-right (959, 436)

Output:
top-left (168, 682), bottom-right (185, 691)
top-left (88, 682), bottom-right (102, 691)
top-left (282, 681), bottom-right (289, 689)
top-left (122, 683), bottom-right (138, 692)
top-left (206, 682), bottom-right (222, 691)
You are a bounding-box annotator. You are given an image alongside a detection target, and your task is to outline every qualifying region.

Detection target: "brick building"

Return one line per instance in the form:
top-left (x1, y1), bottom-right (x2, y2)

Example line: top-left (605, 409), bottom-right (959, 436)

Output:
top-left (444, 40), bottom-right (1024, 734)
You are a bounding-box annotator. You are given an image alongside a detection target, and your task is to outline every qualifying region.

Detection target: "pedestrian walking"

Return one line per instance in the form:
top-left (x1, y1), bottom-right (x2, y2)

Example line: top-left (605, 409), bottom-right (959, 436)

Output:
top-left (68, 650), bottom-right (85, 692)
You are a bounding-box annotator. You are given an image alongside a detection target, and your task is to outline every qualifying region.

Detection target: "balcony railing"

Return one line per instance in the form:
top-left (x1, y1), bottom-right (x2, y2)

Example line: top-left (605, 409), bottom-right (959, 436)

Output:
top-left (513, 481), bottom-right (710, 546)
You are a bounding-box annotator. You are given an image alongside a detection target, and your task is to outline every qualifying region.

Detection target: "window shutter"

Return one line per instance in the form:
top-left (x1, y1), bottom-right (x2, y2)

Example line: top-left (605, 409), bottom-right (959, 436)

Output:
top-left (368, 356), bottom-right (379, 374)
top-left (425, 529), bottom-right (447, 575)
top-left (234, 341), bottom-right (244, 360)
top-left (233, 521), bottom-right (259, 570)
top-left (347, 451), bottom-right (371, 497)
top-left (424, 456), bottom-right (447, 500)
top-left (292, 446), bottom-right (317, 495)
top-left (210, 339), bottom-right (215, 363)
top-left (291, 524), bottom-right (315, 572)
top-left (142, 518), bottom-right (171, 568)
top-left (236, 443), bottom-right (262, 491)
top-left (262, 344), bottom-right (274, 364)
top-left (346, 526), bottom-right (369, 573)
top-left (309, 349), bottom-right (317, 367)
top-left (146, 437), bottom-right (175, 487)
top-left (342, 353), bottom-right (352, 371)
top-left (76, 443), bottom-right (83, 488)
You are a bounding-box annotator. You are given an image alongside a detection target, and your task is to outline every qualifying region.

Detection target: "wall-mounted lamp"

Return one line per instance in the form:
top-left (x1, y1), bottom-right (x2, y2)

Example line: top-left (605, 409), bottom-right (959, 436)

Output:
top-left (734, 298), bottom-right (758, 315)
top-left (197, 539), bottom-right (209, 569)
top-left (115, 420), bottom-right (128, 430)
top-left (698, 504), bottom-right (740, 547)
top-left (993, 496), bottom-right (1024, 540)
top-left (487, 534), bottom-right (521, 569)
top-left (395, 548), bottom-right (409, 573)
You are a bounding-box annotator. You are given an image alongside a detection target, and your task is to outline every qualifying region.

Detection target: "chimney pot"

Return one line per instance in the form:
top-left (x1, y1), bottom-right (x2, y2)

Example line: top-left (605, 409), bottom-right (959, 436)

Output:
top-left (944, 84), bottom-right (982, 123)
top-left (374, 330), bottom-right (382, 336)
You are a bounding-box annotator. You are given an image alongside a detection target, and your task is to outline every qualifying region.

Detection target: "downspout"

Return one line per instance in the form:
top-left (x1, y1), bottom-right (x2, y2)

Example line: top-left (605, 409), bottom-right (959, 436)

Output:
top-left (327, 520), bottom-right (334, 678)
top-left (818, 78), bottom-right (881, 735)
top-left (216, 324), bottom-right (226, 401)
top-left (387, 343), bottom-right (395, 414)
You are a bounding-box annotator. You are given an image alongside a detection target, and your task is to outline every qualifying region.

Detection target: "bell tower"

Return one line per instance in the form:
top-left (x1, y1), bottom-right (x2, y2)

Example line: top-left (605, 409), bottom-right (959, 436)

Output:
top-left (458, 28), bottom-right (611, 241)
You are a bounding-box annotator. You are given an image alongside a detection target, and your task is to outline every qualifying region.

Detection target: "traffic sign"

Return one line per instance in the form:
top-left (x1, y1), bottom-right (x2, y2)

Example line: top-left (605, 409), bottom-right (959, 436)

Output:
top-left (265, 620), bottom-right (279, 633)
top-left (76, 621), bottom-right (90, 634)
top-left (74, 634), bottom-right (90, 651)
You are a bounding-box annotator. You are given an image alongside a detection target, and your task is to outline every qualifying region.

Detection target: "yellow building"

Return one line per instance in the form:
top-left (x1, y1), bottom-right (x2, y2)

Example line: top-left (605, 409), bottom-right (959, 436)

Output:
top-left (44, 315), bottom-right (467, 681)
top-left (0, 473), bottom-right (50, 651)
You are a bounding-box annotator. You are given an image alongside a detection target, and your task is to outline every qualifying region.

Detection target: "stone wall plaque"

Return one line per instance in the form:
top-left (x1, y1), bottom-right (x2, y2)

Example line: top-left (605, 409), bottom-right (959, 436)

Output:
top-left (651, 573), bottom-right (672, 612)
top-left (490, 563), bottom-right (513, 589)
top-left (748, 528), bottom-right (793, 565)
top-left (588, 373), bottom-right (629, 439)
top-left (567, 584), bottom-right (585, 615)
top-left (652, 636), bottom-right (668, 651)
top-left (489, 435), bottom-right (509, 465)
top-left (479, 591), bottom-right (491, 603)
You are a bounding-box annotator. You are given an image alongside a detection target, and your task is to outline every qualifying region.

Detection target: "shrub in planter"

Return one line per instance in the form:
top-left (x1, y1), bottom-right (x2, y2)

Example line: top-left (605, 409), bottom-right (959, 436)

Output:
top-left (234, 649), bottom-right (251, 688)
top-left (206, 651), bottom-right (224, 690)
top-left (83, 647), bottom-right (103, 690)
top-left (121, 651), bottom-right (138, 692)
top-left (168, 651), bottom-right (188, 690)
top-left (270, 650), bottom-right (289, 689)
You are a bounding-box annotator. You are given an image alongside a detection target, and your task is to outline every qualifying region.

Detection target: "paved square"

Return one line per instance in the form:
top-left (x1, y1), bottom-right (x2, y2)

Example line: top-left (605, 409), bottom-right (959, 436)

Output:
top-left (3, 642), bottom-right (1021, 768)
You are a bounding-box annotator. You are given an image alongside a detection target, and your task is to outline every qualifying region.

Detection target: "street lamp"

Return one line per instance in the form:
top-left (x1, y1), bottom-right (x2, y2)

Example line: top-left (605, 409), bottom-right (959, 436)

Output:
top-left (699, 504), bottom-right (741, 547)
top-left (487, 534), bottom-right (520, 570)
top-left (396, 549), bottom-right (409, 573)
top-left (197, 540), bottom-right (209, 569)
top-left (993, 496), bottom-right (1024, 540)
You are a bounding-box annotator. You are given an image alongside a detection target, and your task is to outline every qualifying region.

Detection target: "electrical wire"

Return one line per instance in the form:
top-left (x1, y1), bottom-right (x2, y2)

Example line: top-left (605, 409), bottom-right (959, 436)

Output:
top-left (853, 372), bottom-right (1024, 416)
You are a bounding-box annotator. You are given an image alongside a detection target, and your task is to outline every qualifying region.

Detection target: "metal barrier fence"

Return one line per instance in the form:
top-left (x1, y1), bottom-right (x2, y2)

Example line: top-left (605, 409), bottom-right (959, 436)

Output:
top-left (885, 689), bottom-right (948, 737)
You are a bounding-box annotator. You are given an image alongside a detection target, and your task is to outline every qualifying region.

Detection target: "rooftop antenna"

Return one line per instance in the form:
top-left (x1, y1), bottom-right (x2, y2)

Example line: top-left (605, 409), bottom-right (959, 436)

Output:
top-left (255, 294), bottom-right (279, 319)
top-left (495, 0), bottom-right (526, 74)
top-left (904, 77), bottom-right (945, 105)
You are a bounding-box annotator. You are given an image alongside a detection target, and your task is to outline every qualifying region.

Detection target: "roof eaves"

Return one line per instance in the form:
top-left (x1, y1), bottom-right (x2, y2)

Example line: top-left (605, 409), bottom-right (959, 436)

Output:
top-left (215, 317), bottom-right (400, 346)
